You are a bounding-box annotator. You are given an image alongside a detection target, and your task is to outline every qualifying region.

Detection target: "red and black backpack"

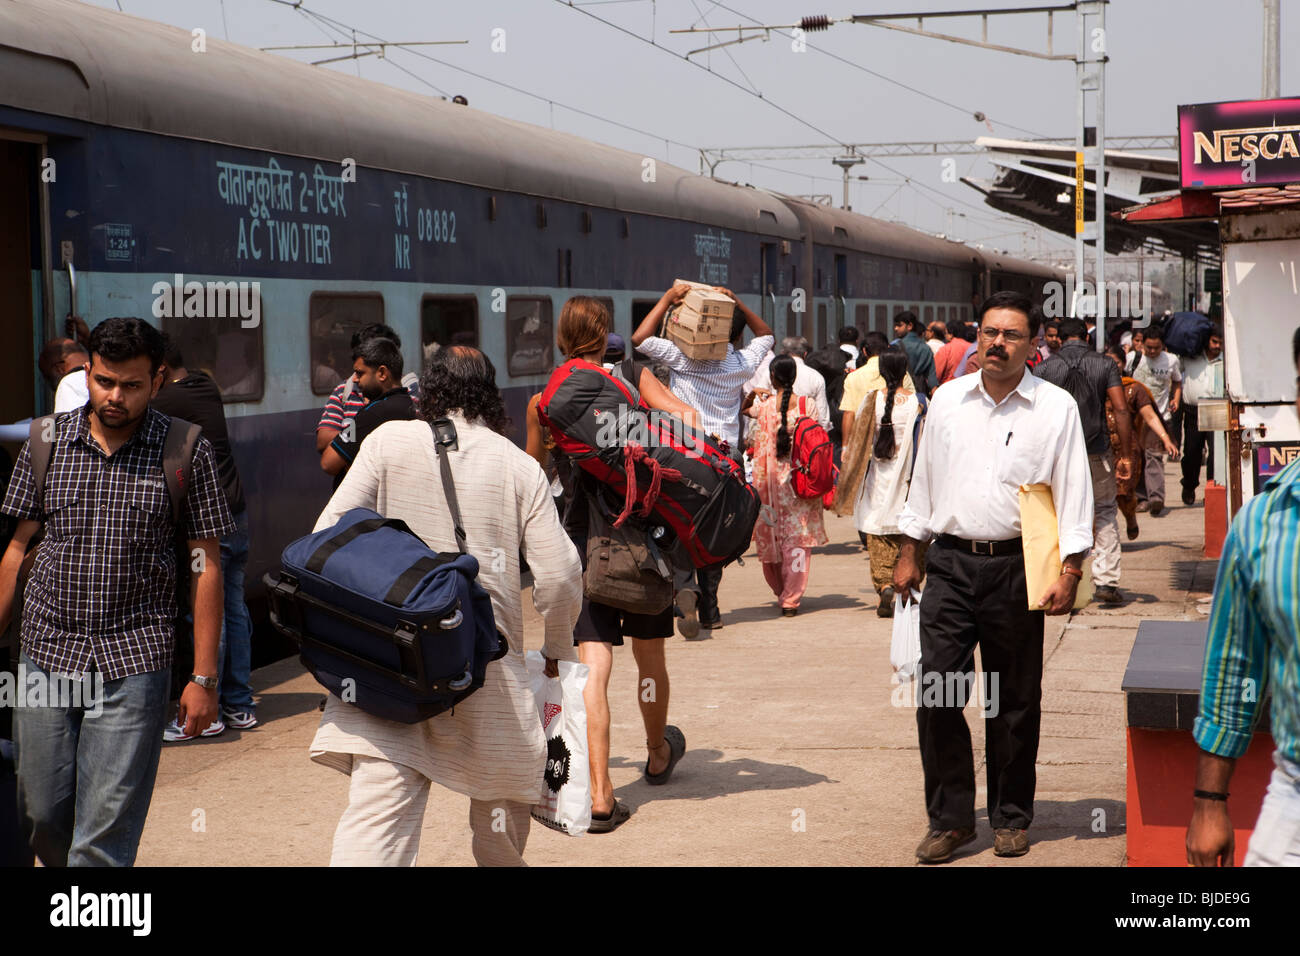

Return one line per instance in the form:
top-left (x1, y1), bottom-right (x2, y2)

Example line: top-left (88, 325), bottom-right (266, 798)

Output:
top-left (537, 358), bottom-right (760, 570)
top-left (786, 397), bottom-right (836, 499)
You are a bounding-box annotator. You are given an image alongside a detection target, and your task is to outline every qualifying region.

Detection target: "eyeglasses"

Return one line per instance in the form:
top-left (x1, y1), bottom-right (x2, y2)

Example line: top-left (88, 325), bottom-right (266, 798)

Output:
top-left (978, 327), bottom-right (1027, 344)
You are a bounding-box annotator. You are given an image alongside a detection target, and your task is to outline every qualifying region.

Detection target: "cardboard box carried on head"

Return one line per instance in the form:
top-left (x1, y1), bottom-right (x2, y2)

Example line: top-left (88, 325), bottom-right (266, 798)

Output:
top-left (662, 279), bottom-right (735, 361)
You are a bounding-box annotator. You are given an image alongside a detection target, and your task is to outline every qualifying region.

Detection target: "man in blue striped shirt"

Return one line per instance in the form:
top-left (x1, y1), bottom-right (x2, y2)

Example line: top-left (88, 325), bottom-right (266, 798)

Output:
top-left (1186, 327), bottom-right (1300, 867)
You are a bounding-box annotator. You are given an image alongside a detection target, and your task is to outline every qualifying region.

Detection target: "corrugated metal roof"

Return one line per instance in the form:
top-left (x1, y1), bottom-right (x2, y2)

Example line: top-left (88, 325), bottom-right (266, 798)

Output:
top-left (0, 0), bottom-right (802, 236)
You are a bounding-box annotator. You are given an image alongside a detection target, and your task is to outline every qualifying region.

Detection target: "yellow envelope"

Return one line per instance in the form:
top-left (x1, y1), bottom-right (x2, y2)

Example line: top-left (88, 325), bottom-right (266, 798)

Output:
top-left (1019, 483), bottom-right (1093, 611)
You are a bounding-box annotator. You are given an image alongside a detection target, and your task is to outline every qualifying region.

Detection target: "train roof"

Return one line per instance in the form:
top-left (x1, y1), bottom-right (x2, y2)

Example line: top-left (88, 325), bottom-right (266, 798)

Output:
top-left (1, 0), bottom-right (802, 238)
top-left (777, 196), bottom-right (981, 269)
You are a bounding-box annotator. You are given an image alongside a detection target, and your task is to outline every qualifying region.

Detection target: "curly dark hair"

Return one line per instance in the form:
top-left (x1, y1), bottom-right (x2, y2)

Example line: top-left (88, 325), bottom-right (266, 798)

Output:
top-left (418, 346), bottom-right (510, 434)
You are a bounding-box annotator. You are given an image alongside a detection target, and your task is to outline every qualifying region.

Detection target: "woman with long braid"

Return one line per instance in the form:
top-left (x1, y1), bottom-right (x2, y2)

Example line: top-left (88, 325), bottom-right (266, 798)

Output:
top-left (833, 346), bottom-right (928, 617)
top-left (747, 355), bottom-right (828, 615)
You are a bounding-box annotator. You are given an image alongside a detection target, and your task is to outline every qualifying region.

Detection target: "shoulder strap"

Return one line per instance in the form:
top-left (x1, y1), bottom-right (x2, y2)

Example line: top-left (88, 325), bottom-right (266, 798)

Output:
top-left (429, 418), bottom-right (469, 555)
top-left (28, 416), bottom-right (56, 513)
top-left (162, 418), bottom-right (202, 527)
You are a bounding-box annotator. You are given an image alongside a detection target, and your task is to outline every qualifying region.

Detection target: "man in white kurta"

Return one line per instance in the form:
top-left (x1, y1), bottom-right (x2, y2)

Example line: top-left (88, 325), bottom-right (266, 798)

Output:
top-left (309, 407), bottom-right (583, 866)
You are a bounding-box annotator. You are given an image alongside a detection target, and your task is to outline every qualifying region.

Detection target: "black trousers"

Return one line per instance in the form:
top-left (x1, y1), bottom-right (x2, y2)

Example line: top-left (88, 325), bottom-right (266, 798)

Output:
top-left (1181, 404), bottom-right (1213, 491)
top-left (916, 542), bottom-right (1045, 831)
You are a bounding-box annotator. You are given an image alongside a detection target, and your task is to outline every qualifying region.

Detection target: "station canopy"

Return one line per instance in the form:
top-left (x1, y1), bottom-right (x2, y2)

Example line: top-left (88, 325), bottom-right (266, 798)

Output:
top-left (962, 136), bottom-right (1219, 260)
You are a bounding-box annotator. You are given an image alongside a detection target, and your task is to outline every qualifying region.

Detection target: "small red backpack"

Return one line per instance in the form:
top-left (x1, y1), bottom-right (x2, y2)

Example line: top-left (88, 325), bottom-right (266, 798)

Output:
top-left (788, 397), bottom-right (836, 499)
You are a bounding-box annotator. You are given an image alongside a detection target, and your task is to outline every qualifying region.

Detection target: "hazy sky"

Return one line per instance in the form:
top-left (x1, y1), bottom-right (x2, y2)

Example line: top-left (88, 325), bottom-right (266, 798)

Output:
top-left (82, 0), bottom-right (1298, 262)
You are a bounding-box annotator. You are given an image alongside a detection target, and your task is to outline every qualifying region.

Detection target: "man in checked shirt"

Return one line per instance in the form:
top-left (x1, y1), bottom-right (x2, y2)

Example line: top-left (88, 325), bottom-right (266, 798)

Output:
top-left (0, 317), bottom-right (234, 867)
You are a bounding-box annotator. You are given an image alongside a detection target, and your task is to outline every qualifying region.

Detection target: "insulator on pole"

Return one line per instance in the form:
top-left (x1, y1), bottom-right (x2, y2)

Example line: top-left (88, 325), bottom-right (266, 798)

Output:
top-left (799, 15), bottom-right (831, 32)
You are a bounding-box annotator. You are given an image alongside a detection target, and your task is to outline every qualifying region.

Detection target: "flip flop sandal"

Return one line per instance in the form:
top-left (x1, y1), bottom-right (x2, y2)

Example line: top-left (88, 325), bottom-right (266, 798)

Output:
top-left (644, 725), bottom-right (686, 786)
top-left (588, 799), bottom-right (631, 834)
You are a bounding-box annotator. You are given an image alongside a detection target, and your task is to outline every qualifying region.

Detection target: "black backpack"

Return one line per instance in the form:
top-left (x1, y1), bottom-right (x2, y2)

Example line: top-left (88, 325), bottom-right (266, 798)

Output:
top-left (804, 344), bottom-right (848, 440)
top-left (1058, 352), bottom-right (1106, 450)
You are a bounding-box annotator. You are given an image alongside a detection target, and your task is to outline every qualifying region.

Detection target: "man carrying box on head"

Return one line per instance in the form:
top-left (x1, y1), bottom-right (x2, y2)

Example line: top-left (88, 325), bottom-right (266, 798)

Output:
top-left (632, 283), bottom-right (774, 635)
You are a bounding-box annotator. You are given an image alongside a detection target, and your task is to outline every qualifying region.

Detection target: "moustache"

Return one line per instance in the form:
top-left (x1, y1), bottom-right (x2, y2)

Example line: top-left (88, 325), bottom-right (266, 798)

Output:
top-left (987, 347), bottom-right (1009, 359)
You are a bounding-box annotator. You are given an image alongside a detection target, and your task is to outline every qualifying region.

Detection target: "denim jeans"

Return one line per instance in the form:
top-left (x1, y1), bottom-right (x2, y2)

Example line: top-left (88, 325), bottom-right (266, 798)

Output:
top-left (13, 653), bottom-right (169, 866)
top-left (219, 509), bottom-right (255, 713)
top-left (1244, 752), bottom-right (1300, 867)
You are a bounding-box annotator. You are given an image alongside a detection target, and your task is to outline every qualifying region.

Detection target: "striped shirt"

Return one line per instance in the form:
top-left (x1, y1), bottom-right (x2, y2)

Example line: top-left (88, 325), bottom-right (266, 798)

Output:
top-left (1194, 455), bottom-right (1300, 764)
top-left (636, 334), bottom-right (774, 447)
top-left (316, 373), bottom-right (421, 432)
top-left (0, 406), bottom-right (234, 681)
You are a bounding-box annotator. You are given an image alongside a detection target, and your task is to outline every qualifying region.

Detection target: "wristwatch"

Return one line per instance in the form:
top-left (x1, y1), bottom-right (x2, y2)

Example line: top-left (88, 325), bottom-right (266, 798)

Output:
top-left (189, 673), bottom-right (218, 690)
top-left (1061, 566), bottom-right (1084, 581)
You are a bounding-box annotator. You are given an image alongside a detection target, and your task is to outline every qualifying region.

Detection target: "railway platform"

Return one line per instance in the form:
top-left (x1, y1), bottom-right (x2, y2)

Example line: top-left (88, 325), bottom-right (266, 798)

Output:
top-left (136, 462), bottom-right (1217, 867)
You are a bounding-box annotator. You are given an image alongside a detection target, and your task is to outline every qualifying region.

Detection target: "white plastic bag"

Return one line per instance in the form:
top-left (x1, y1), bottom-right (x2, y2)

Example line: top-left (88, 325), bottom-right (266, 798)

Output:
top-left (525, 651), bottom-right (592, 835)
top-left (890, 590), bottom-right (922, 682)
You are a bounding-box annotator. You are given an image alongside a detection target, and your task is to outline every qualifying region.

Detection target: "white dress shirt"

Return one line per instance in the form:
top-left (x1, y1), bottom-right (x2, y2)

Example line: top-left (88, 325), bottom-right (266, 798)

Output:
top-left (53, 368), bottom-right (88, 414)
top-left (898, 368), bottom-right (1094, 557)
top-left (746, 353), bottom-right (831, 429)
top-left (637, 334), bottom-right (774, 447)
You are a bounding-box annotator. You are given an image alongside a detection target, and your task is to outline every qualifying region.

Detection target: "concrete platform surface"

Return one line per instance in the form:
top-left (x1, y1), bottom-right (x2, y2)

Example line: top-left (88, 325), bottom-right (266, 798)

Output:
top-left (137, 462), bottom-right (1217, 866)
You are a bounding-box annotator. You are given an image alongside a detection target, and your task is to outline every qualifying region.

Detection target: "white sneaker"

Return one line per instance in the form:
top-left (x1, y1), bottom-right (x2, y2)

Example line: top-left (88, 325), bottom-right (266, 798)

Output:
top-left (163, 716), bottom-right (226, 742)
top-left (221, 708), bottom-right (258, 729)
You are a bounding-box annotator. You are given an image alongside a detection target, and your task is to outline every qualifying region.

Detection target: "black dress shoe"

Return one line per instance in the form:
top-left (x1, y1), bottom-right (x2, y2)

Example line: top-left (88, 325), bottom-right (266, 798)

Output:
top-left (1094, 585), bottom-right (1123, 604)
top-left (1182, 487), bottom-right (1196, 506)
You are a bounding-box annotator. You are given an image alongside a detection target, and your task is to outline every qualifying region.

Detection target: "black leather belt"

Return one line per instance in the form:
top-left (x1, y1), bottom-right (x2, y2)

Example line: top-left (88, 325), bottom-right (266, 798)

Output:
top-left (936, 534), bottom-right (1023, 557)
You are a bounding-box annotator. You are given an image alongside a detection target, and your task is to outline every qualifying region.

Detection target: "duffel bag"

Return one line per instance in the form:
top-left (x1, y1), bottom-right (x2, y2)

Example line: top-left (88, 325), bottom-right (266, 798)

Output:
top-left (265, 419), bottom-right (505, 723)
top-left (537, 357), bottom-right (760, 570)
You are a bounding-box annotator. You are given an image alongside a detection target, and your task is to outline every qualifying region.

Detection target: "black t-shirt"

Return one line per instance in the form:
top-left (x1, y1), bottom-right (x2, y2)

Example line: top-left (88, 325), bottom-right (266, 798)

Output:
top-left (329, 388), bottom-right (416, 479)
top-left (150, 371), bottom-right (246, 514)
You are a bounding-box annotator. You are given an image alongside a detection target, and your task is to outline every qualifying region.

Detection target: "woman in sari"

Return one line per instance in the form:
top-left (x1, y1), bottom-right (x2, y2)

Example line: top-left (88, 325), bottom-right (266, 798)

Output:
top-left (748, 355), bottom-right (828, 616)
top-left (1103, 346), bottom-right (1179, 540)
top-left (832, 347), bottom-right (927, 617)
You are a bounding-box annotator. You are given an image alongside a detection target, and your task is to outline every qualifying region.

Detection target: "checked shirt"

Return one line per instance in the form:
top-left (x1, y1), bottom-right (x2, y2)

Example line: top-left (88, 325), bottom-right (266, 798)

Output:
top-left (1, 406), bottom-right (234, 681)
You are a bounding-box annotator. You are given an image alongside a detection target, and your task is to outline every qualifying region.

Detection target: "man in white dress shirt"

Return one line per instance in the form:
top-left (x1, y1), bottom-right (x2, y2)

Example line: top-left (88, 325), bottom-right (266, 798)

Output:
top-left (895, 290), bottom-right (1094, 864)
top-left (746, 336), bottom-right (831, 430)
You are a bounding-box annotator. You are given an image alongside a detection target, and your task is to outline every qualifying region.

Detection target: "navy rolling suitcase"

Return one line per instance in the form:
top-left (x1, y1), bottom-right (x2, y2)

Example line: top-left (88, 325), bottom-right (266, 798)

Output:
top-left (265, 420), bottom-right (505, 723)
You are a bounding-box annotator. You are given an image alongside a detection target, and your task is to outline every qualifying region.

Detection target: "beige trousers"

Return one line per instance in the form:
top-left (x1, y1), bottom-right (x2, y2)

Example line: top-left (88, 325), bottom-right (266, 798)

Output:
top-left (330, 754), bottom-right (533, 867)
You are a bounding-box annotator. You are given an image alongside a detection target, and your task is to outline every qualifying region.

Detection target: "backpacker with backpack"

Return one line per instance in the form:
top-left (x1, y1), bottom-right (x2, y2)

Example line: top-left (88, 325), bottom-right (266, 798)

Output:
top-left (537, 357), bottom-right (760, 570)
top-left (1057, 351), bottom-right (1106, 450)
top-left (1163, 311), bottom-right (1213, 358)
top-left (265, 419), bottom-right (505, 724)
top-left (804, 344), bottom-right (848, 441)
top-left (788, 399), bottom-right (836, 499)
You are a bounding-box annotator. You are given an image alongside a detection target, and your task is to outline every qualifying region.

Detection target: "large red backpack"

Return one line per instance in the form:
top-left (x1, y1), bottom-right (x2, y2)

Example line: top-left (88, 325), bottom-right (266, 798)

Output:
top-left (788, 397), bottom-right (836, 499)
top-left (537, 358), bottom-right (760, 570)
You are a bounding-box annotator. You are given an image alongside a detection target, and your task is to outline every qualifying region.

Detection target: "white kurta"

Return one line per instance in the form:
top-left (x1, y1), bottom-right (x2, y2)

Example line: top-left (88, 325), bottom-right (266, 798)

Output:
top-left (854, 390), bottom-right (920, 535)
top-left (308, 413), bottom-right (583, 804)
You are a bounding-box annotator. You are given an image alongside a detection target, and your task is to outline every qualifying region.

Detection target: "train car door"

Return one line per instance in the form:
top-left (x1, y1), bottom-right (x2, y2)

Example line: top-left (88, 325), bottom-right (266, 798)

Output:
top-left (760, 242), bottom-right (777, 326)
top-left (834, 254), bottom-right (847, 334)
top-left (0, 139), bottom-right (39, 424)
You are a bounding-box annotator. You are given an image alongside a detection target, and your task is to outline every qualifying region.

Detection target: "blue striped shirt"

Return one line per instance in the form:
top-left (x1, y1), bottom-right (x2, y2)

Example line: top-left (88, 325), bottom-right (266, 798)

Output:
top-left (1194, 455), bottom-right (1300, 763)
top-left (636, 334), bottom-right (773, 447)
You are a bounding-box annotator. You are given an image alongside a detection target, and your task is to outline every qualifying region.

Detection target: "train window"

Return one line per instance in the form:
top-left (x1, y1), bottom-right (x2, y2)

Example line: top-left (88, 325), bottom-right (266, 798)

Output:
top-left (506, 296), bottom-right (554, 377)
top-left (594, 297), bottom-right (615, 331)
top-left (924, 305), bottom-right (934, 323)
top-left (309, 293), bottom-right (384, 396)
top-left (421, 295), bottom-right (479, 368)
top-left (161, 290), bottom-right (264, 403)
top-left (631, 299), bottom-right (657, 339)
top-left (875, 304), bottom-right (888, 333)
top-left (937, 306), bottom-right (947, 323)
top-left (854, 304), bottom-right (870, 336)
top-left (816, 303), bottom-right (827, 349)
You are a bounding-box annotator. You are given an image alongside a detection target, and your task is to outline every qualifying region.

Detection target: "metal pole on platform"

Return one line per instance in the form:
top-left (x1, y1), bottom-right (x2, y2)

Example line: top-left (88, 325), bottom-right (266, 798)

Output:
top-left (1094, 1), bottom-right (1106, 351)
top-left (1263, 0), bottom-right (1280, 98)
top-left (1073, 10), bottom-right (1085, 318)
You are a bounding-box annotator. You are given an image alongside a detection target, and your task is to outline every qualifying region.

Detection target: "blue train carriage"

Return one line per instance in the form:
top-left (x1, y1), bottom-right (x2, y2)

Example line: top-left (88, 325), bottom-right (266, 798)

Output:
top-left (0, 0), bottom-right (807, 619)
